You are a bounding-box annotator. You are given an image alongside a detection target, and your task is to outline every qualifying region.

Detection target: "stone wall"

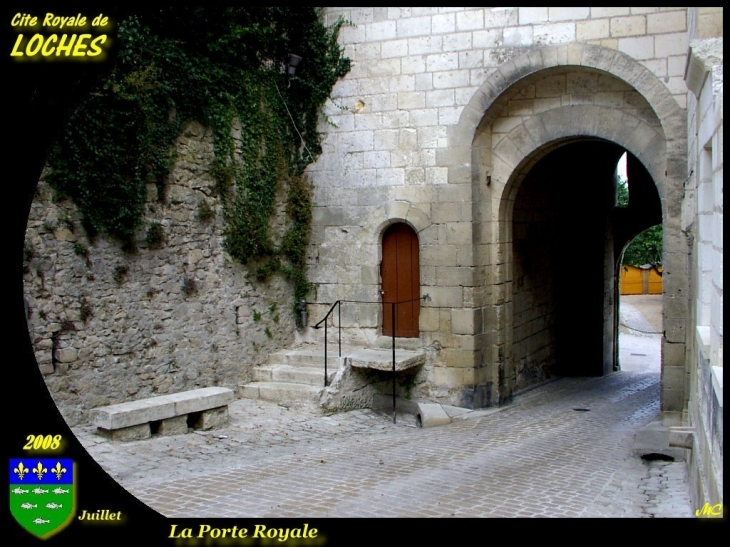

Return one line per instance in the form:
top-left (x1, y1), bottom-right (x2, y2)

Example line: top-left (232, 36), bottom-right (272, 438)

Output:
top-left (310, 7), bottom-right (688, 407)
top-left (511, 166), bottom-right (558, 390)
top-left (683, 9), bottom-right (723, 508)
top-left (23, 122), bottom-right (297, 426)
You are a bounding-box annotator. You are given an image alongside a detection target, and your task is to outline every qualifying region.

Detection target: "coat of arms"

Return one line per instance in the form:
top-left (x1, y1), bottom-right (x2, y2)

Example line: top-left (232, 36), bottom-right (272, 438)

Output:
top-left (10, 458), bottom-right (76, 539)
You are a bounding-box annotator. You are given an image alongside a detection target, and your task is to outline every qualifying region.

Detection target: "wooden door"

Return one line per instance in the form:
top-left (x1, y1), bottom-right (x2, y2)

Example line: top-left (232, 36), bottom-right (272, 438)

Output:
top-left (381, 223), bottom-right (420, 337)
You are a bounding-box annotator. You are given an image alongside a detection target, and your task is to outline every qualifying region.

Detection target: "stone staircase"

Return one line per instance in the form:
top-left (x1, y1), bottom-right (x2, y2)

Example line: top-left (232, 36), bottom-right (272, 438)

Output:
top-left (238, 342), bottom-right (427, 407)
top-left (237, 345), bottom-right (338, 405)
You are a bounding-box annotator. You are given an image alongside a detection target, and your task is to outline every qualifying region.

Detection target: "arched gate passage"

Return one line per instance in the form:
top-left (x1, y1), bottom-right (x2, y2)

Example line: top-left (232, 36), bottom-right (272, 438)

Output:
top-left (454, 44), bottom-right (686, 410)
top-left (509, 140), bottom-right (661, 390)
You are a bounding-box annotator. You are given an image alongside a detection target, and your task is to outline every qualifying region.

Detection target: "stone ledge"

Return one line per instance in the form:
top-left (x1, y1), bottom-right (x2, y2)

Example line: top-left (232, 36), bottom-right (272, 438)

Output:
top-left (348, 348), bottom-right (426, 371)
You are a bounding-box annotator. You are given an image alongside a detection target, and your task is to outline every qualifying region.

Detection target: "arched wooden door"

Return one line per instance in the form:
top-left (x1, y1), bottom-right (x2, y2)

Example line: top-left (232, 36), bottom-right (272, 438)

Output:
top-left (381, 223), bottom-right (420, 338)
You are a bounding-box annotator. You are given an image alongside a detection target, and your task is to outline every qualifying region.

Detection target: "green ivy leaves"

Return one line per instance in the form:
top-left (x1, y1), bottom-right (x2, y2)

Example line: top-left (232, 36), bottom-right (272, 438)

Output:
top-left (46, 8), bottom-right (351, 308)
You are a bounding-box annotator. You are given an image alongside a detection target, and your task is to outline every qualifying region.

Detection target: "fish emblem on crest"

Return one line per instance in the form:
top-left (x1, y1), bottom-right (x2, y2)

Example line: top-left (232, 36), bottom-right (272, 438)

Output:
top-left (10, 459), bottom-right (76, 539)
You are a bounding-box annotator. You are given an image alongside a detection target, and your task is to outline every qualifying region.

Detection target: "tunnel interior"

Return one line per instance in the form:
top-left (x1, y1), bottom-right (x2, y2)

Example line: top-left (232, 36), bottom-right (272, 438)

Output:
top-left (510, 140), bottom-right (661, 390)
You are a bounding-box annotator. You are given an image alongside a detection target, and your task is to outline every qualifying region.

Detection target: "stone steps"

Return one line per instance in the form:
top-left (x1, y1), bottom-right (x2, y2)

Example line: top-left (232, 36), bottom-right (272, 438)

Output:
top-left (239, 344), bottom-right (339, 405)
top-left (238, 381), bottom-right (323, 405)
top-left (252, 364), bottom-right (334, 386)
top-left (239, 344), bottom-right (426, 406)
top-left (266, 347), bottom-right (341, 368)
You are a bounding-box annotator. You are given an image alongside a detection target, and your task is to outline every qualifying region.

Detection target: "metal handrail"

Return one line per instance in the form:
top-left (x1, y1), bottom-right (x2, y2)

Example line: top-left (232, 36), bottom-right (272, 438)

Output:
top-left (311, 300), bottom-right (342, 389)
top-left (310, 294), bottom-right (430, 422)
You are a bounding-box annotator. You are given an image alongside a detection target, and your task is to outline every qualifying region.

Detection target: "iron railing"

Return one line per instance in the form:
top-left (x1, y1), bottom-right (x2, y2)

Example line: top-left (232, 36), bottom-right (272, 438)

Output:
top-left (310, 294), bottom-right (430, 423)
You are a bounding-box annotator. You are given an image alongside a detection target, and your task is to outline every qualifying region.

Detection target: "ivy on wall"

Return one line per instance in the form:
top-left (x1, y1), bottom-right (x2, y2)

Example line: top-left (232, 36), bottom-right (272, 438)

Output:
top-left (46, 7), bottom-right (351, 304)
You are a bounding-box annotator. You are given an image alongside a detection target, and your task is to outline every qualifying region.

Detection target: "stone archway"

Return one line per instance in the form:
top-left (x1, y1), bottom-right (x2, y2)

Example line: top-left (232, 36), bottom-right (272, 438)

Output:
top-left (491, 109), bottom-right (667, 399)
top-left (452, 44), bottom-right (687, 412)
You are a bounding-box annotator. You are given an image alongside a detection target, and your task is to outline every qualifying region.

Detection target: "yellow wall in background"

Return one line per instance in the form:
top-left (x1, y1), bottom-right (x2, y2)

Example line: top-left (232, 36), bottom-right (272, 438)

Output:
top-left (620, 265), bottom-right (663, 295)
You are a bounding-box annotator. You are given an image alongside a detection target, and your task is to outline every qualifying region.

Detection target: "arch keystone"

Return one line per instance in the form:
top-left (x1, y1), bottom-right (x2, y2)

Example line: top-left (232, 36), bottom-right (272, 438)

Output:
top-left (384, 201), bottom-right (410, 222)
top-left (405, 206), bottom-right (431, 233)
top-left (567, 43), bottom-right (585, 65)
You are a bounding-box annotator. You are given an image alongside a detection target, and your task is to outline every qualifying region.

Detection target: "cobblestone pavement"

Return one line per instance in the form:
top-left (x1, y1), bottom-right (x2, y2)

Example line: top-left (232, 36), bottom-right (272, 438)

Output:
top-left (73, 365), bottom-right (694, 518)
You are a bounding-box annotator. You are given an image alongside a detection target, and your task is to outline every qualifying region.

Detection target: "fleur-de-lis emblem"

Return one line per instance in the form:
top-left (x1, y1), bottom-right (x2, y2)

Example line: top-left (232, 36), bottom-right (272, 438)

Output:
top-left (32, 462), bottom-right (48, 480)
top-left (13, 462), bottom-right (29, 480)
top-left (51, 462), bottom-right (67, 480)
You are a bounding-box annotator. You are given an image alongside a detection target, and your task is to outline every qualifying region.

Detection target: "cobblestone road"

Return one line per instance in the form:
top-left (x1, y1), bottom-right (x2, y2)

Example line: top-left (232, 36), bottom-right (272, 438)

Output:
top-left (73, 364), bottom-right (694, 518)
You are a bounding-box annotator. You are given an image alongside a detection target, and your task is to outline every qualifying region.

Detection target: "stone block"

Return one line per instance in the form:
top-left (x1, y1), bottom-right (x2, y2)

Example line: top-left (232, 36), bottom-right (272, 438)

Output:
top-left (695, 10), bottom-right (723, 39)
top-left (662, 365), bottom-right (686, 392)
top-left (358, 304), bottom-right (379, 328)
top-left (664, 294), bottom-right (689, 319)
top-left (436, 183), bottom-right (471, 204)
top-left (91, 387), bottom-right (234, 430)
top-left (91, 398), bottom-right (176, 430)
top-left (431, 202), bottom-right (468, 224)
top-left (384, 201), bottom-right (411, 222)
top-left (421, 264), bottom-right (437, 285)
top-left (156, 415), bottom-right (189, 436)
top-left (444, 222), bottom-right (473, 245)
top-left (422, 245), bottom-right (457, 267)
top-left (456, 10), bottom-right (484, 31)
top-left (451, 308), bottom-right (482, 335)
top-left (433, 365), bottom-right (475, 386)
top-left (365, 20), bottom-right (397, 42)
top-left (339, 131), bottom-right (374, 153)
top-left (503, 26), bottom-right (533, 47)
top-left (662, 386), bottom-right (685, 413)
top-left (647, 11), bottom-right (686, 34)
top-left (442, 348), bottom-right (476, 369)
top-left (664, 318), bottom-right (687, 344)
top-left (518, 7), bottom-right (546, 24)
top-left (610, 16), bottom-right (647, 38)
top-left (416, 403), bottom-right (452, 428)
top-left (577, 19), bottom-right (609, 41)
top-left (53, 228), bottom-right (76, 242)
top-left (169, 387), bottom-right (235, 415)
top-left (655, 32), bottom-right (688, 58)
top-left (238, 384), bottom-right (260, 399)
top-left (360, 266), bottom-right (380, 285)
top-left (534, 23), bottom-right (575, 46)
top-left (97, 423), bottom-right (151, 443)
top-left (405, 206), bottom-right (431, 232)
top-left (549, 7), bottom-right (589, 21)
top-left (436, 266), bottom-right (474, 287)
top-left (592, 8), bottom-right (629, 17)
top-left (55, 348), bottom-right (77, 363)
top-left (618, 36), bottom-right (654, 61)
top-left (349, 348), bottom-right (426, 372)
top-left (397, 91), bottom-right (426, 110)
top-left (420, 307), bottom-right (440, 332)
top-left (633, 423), bottom-right (669, 451)
top-left (448, 229), bottom-right (473, 263)
top-left (668, 427), bottom-right (695, 449)
top-left (428, 286), bottom-right (464, 308)
top-left (432, 13), bottom-right (456, 34)
top-left (190, 406), bottom-right (229, 431)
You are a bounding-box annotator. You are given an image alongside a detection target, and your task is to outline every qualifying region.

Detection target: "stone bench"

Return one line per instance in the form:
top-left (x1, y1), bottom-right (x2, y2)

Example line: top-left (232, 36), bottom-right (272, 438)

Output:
top-left (91, 387), bottom-right (235, 442)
